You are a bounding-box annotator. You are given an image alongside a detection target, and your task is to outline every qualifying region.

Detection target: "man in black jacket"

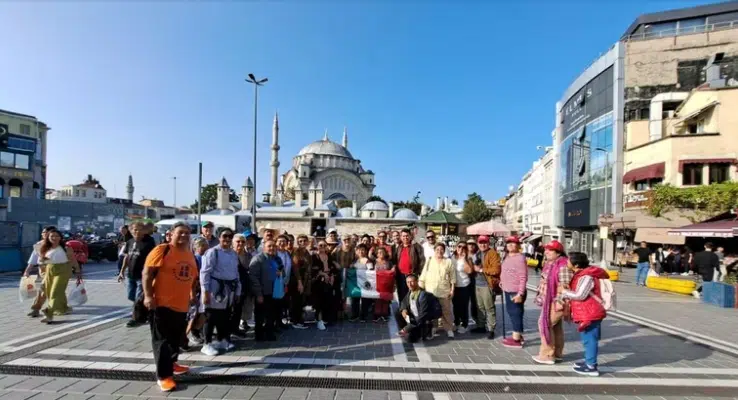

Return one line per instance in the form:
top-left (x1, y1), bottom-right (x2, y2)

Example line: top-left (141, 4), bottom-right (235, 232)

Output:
top-left (692, 242), bottom-right (720, 298)
top-left (392, 228), bottom-right (426, 302)
top-left (395, 274), bottom-right (436, 343)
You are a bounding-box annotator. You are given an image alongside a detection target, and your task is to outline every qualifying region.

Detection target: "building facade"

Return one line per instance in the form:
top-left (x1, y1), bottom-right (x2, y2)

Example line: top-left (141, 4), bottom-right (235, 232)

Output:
top-left (49, 175), bottom-right (107, 203)
top-left (0, 109), bottom-right (49, 200)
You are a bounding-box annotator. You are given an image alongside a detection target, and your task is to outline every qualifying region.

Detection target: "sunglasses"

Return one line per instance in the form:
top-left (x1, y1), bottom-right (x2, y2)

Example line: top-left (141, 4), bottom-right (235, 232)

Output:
top-left (221, 234), bottom-right (233, 239)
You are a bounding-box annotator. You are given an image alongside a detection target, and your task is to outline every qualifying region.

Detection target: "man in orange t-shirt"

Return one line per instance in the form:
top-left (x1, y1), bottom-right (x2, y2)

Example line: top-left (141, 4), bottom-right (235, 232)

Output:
top-left (143, 222), bottom-right (198, 392)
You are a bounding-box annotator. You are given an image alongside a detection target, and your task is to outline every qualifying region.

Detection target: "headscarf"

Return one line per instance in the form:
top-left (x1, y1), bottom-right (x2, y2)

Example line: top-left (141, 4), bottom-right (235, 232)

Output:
top-left (540, 256), bottom-right (568, 345)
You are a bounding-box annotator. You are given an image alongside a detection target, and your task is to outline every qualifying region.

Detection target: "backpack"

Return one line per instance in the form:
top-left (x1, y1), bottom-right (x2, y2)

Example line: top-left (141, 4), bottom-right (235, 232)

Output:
top-left (596, 277), bottom-right (617, 311)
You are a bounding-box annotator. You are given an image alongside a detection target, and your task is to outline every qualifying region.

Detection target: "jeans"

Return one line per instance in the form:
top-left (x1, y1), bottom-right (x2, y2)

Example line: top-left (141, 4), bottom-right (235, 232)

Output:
top-left (127, 278), bottom-right (143, 303)
top-left (635, 262), bottom-right (650, 285)
top-left (580, 320), bottom-right (602, 367)
top-left (503, 291), bottom-right (526, 333)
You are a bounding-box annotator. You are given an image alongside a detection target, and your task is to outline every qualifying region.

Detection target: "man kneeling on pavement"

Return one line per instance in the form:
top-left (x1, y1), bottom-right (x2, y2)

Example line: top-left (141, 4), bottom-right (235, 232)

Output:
top-left (395, 273), bottom-right (441, 343)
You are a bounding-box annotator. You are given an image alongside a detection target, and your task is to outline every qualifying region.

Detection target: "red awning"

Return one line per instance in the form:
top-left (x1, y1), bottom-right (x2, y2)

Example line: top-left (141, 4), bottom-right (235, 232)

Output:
top-left (678, 158), bottom-right (737, 172)
top-left (623, 162), bottom-right (665, 184)
top-left (668, 219), bottom-right (738, 238)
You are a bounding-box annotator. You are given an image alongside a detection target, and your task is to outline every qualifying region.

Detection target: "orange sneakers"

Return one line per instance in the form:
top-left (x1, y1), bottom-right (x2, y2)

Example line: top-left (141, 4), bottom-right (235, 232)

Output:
top-left (173, 363), bottom-right (190, 375)
top-left (157, 377), bottom-right (176, 392)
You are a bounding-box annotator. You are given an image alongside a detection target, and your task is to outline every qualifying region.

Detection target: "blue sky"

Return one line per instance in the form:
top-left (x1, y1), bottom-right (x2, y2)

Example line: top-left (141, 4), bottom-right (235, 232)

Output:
top-left (0, 0), bottom-right (714, 207)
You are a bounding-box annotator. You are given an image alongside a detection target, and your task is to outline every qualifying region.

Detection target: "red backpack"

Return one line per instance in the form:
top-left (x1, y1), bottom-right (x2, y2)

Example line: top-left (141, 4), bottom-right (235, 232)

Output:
top-left (66, 240), bottom-right (89, 264)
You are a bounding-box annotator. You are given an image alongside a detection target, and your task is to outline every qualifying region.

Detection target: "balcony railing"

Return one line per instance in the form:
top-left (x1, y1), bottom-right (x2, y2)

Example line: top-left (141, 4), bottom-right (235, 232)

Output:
top-left (626, 20), bottom-right (738, 41)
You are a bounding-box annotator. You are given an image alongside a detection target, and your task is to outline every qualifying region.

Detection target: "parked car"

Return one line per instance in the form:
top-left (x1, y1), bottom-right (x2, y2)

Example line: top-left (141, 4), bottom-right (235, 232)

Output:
top-left (86, 239), bottom-right (119, 263)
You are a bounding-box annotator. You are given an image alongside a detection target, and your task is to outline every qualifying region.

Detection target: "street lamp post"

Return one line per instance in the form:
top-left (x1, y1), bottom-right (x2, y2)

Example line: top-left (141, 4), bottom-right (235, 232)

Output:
top-left (245, 74), bottom-right (268, 233)
top-left (172, 176), bottom-right (177, 209)
top-left (594, 147), bottom-right (609, 267)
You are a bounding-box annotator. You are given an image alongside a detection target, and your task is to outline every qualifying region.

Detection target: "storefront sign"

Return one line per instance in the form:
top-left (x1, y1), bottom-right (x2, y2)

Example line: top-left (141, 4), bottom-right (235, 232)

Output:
top-left (624, 191), bottom-right (652, 209)
top-left (564, 198), bottom-right (591, 228)
top-left (0, 168), bottom-right (32, 179)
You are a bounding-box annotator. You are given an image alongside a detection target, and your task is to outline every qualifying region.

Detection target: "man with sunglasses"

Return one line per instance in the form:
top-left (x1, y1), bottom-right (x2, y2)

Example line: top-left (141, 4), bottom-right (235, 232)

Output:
top-left (422, 230), bottom-right (449, 260)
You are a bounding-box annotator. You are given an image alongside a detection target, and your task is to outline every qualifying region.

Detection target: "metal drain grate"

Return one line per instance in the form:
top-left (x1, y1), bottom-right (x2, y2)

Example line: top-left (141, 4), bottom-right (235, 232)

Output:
top-left (1, 364), bottom-right (736, 397)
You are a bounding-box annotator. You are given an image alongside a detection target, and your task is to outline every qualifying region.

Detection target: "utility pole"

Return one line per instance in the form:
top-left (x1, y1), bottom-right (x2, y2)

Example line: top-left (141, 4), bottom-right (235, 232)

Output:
top-left (197, 163), bottom-right (202, 229)
top-left (172, 176), bottom-right (177, 209)
top-left (245, 73), bottom-right (268, 232)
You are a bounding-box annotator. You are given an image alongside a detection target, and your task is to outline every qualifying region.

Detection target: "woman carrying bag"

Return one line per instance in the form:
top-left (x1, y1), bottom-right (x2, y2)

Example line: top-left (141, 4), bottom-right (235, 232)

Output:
top-left (38, 228), bottom-right (81, 324)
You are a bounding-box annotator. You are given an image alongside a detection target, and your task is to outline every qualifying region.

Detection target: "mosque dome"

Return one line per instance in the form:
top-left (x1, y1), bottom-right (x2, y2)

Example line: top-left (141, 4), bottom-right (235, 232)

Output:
top-left (360, 201), bottom-right (389, 211)
top-left (393, 208), bottom-right (418, 220)
top-left (298, 138), bottom-right (354, 159)
top-left (336, 207), bottom-right (354, 218)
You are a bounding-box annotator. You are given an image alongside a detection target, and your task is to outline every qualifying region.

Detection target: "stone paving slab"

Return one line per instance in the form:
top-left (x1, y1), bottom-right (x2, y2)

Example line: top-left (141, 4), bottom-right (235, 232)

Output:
top-left (528, 268), bottom-right (738, 347)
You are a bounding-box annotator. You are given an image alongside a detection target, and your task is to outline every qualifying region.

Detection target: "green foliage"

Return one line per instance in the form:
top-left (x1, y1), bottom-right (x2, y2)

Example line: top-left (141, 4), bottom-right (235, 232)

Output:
top-left (462, 192), bottom-right (493, 224)
top-left (647, 182), bottom-right (738, 220)
top-left (189, 183), bottom-right (239, 212)
top-left (336, 199), bottom-right (353, 209)
top-left (366, 195), bottom-right (387, 204)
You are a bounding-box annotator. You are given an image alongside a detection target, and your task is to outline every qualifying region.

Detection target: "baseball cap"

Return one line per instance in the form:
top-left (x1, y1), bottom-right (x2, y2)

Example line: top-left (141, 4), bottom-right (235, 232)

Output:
top-left (465, 238), bottom-right (477, 245)
top-left (328, 228), bottom-right (337, 234)
top-left (201, 221), bottom-right (214, 228)
top-left (477, 235), bottom-right (490, 244)
top-left (505, 236), bottom-right (521, 244)
top-left (544, 240), bottom-right (564, 253)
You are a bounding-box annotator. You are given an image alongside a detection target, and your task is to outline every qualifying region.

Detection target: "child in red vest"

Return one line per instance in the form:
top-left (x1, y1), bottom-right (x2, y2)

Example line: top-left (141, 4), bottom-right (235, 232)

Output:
top-left (562, 252), bottom-right (610, 377)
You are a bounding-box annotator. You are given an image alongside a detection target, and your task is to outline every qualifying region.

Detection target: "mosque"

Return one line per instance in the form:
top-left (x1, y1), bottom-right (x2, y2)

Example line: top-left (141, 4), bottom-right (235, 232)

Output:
top-left (201, 112), bottom-right (423, 235)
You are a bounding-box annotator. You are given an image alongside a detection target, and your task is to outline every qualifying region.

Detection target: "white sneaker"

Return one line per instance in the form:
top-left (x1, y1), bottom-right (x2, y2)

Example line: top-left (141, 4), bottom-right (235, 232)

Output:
top-left (457, 326), bottom-right (467, 334)
top-left (681, 272), bottom-right (690, 276)
top-left (317, 320), bottom-right (326, 331)
top-left (200, 344), bottom-right (219, 356)
top-left (447, 330), bottom-right (455, 338)
top-left (692, 290), bottom-right (701, 299)
top-left (468, 318), bottom-right (476, 325)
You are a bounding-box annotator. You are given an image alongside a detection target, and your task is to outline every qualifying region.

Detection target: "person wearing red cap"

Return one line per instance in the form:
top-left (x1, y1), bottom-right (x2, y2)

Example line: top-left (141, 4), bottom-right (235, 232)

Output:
top-left (532, 240), bottom-right (572, 365)
top-left (500, 236), bottom-right (528, 348)
top-left (471, 235), bottom-right (502, 339)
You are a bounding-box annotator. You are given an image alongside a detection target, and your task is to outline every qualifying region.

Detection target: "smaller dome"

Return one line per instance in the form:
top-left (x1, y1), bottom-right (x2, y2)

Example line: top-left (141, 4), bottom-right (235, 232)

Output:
top-left (361, 201), bottom-right (389, 211)
top-left (393, 208), bottom-right (418, 220)
top-left (336, 207), bottom-right (354, 218)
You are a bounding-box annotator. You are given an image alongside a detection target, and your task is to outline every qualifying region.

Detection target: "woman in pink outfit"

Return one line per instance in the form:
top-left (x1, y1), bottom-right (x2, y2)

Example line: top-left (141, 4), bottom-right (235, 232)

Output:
top-left (500, 236), bottom-right (528, 348)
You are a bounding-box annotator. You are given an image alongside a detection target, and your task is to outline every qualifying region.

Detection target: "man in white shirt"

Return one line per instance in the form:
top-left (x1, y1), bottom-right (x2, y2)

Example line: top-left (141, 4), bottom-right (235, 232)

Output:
top-left (422, 230), bottom-right (449, 259)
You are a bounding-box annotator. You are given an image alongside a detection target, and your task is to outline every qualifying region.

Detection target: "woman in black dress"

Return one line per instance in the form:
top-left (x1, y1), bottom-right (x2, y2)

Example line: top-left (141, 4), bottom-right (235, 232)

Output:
top-left (311, 240), bottom-right (342, 330)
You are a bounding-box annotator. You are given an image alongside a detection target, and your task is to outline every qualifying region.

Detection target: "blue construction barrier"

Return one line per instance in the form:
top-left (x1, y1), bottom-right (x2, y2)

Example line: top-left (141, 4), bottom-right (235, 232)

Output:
top-left (701, 281), bottom-right (736, 308)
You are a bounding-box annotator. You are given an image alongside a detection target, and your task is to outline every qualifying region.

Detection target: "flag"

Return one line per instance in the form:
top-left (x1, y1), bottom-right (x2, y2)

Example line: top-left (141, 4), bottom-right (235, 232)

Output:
top-left (345, 269), bottom-right (394, 301)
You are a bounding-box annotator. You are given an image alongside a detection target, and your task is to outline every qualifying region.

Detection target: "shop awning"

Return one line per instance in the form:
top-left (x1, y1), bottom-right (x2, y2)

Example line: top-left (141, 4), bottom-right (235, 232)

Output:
top-left (668, 219), bottom-right (738, 238)
top-left (678, 158), bottom-right (737, 172)
top-left (599, 210), bottom-right (694, 230)
top-left (523, 234), bottom-right (542, 243)
top-left (634, 227), bottom-right (685, 245)
top-left (622, 162), bottom-right (665, 184)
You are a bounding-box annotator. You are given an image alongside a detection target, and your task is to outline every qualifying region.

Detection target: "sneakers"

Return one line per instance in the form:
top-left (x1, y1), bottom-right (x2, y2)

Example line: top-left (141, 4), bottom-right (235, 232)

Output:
top-left (224, 341), bottom-right (236, 351)
top-left (532, 356), bottom-right (555, 365)
top-left (502, 337), bottom-right (523, 349)
top-left (457, 326), bottom-right (467, 334)
top-left (572, 364), bottom-right (600, 377)
top-left (173, 363), bottom-right (190, 375)
top-left (157, 377), bottom-right (176, 392)
top-left (573, 361), bottom-right (586, 369)
top-left (692, 290), bottom-right (701, 299)
top-left (125, 319), bottom-right (140, 328)
top-left (446, 330), bottom-right (455, 339)
top-left (292, 323), bottom-right (309, 330)
top-left (468, 318), bottom-right (477, 325)
top-left (317, 320), bottom-right (327, 331)
top-left (200, 344), bottom-right (219, 356)
top-left (187, 332), bottom-right (203, 347)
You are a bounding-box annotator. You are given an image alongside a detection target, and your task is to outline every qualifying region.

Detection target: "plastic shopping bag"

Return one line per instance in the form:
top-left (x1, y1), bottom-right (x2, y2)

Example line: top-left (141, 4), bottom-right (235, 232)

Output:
top-left (19, 275), bottom-right (39, 303)
top-left (273, 276), bottom-right (285, 300)
top-left (68, 280), bottom-right (88, 306)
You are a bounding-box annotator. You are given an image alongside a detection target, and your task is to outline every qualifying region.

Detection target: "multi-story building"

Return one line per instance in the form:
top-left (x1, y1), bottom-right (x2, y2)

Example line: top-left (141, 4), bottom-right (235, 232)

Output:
top-left (555, 1), bottom-right (738, 262)
top-left (525, 147), bottom-right (555, 241)
top-left (0, 109), bottom-right (49, 200)
top-left (502, 191), bottom-right (517, 230)
top-left (49, 175), bottom-right (107, 203)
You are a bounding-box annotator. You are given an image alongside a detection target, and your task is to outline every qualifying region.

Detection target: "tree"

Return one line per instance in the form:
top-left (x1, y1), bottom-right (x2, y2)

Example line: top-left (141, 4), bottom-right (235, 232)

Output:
top-left (190, 184), bottom-right (239, 212)
top-left (462, 192), bottom-right (493, 224)
top-left (336, 199), bottom-right (353, 209)
top-left (366, 195), bottom-right (387, 204)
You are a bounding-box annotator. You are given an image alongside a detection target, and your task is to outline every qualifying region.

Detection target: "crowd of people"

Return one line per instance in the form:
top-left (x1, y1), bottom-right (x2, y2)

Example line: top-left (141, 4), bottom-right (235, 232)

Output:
top-left (23, 221), bottom-right (615, 392)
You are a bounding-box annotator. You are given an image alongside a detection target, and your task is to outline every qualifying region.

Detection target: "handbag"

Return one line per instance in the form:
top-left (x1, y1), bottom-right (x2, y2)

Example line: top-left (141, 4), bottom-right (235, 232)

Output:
top-left (273, 275), bottom-right (285, 299)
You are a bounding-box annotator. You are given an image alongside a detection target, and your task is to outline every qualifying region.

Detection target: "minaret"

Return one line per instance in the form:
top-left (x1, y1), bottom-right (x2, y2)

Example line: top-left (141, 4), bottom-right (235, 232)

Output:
top-left (270, 111), bottom-right (280, 202)
top-left (217, 177), bottom-right (230, 210)
top-left (323, 129), bottom-right (328, 141)
top-left (342, 127), bottom-right (348, 148)
top-left (241, 177), bottom-right (254, 212)
top-left (126, 174), bottom-right (134, 202)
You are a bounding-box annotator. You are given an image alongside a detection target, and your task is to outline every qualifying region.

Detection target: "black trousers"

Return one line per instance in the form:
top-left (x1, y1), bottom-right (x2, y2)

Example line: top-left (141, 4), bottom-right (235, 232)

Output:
top-left (395, 273), bottom-right (409, 305)
top-left (149, 307), bottom-right (187, 380)
top-left (230, 294), bottom-right (246, 333)
top-left (453, 284), bottom-right (471, 328)
top-left (254, 295), bottom-right (278, 339)
top-left (351, 297), bottom-right (375, 321)
top-left (394, 310), bottom-right (431, 343)
top-left (205, 308), bottom-right (231, 343)
top-left (289, 282), bottom-right (304, 324)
